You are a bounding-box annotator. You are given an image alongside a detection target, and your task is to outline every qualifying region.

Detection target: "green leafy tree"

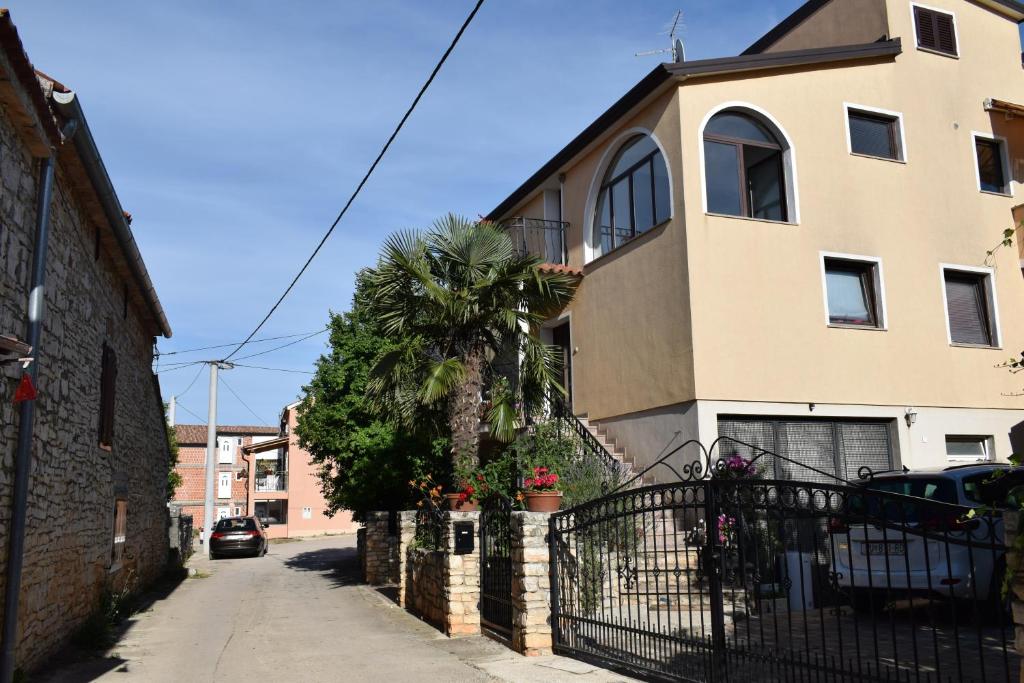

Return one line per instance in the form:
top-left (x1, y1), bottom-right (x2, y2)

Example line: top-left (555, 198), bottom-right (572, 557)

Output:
top-left (363, 214), bottom-right (577, 474)
top-left (165, 404), bottom-right (182, 501)
top-left (295, 277), bottom-right (448, 519)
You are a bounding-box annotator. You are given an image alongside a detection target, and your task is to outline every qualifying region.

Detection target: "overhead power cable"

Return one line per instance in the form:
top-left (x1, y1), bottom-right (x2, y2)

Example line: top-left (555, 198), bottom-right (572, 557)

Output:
top-left (234, 327), bottom-right (329, 361)
top-left (175, 400), bottom-right (206, 423)
top-left (222, 0), bottom-right (486, 362)
top-left (156, 328), bottom-right (328, 357)
top-left (176, 363), bottom-right (206, 400)
top-left (219, 375), bottom-right (270, 426)
top-left (156, 360), bottom-right (207, 374)
top-left (232, 363), bottom-right (315, 375)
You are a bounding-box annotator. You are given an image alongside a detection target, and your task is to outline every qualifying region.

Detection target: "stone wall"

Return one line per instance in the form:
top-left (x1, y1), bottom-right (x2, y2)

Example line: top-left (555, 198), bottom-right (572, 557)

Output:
top-left (364, 511), bottom-right (405, 585)
top-left (402, 511), bottom-right (481, 637)
top-left (407, 548), bottom-right (446, 628)
top-left (511, 511), bottom-right (554, 655)
top-left (0, 89), bottom-right (171, 672)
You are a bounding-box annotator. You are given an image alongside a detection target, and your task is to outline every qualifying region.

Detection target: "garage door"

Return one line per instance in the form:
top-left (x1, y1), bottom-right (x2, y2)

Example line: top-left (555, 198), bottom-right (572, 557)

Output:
top-left (717, 417), bottom-right (894, 483)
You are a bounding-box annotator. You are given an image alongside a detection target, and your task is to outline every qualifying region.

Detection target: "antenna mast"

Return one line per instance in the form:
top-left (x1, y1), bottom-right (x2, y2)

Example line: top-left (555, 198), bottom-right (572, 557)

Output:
top-left (635, 10), bottom-right (686, 62)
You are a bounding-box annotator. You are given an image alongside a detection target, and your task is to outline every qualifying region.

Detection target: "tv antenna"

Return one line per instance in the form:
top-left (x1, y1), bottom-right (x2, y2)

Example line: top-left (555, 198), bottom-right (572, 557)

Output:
top-left (635, 10), bottom-right (686, 63)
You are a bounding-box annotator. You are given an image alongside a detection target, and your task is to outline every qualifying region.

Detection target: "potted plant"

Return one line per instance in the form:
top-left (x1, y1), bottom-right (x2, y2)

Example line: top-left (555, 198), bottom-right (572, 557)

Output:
top-left (445, 468), bottom-right (481, 512)
top-left (522, 466), bottom-right (562, 512)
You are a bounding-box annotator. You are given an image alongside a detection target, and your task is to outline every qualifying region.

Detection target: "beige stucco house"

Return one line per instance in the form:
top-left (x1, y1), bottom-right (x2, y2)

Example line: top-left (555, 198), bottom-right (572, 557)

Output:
top-left (489, 0), bottom-right (1024, 481)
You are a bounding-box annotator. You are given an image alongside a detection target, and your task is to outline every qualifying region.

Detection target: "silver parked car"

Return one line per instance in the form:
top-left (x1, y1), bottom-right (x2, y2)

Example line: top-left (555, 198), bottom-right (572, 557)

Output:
top-left (828, 464), bottom-right (1024, 611)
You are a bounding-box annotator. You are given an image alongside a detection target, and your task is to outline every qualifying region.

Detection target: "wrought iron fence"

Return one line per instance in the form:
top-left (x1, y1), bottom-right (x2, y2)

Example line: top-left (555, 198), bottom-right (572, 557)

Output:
top-left (501, 217), bottom-right (568, 265)
top-left (549, 441), bottom-right (1016, 682)
top-left (481, 497), bottom-right (514, 638)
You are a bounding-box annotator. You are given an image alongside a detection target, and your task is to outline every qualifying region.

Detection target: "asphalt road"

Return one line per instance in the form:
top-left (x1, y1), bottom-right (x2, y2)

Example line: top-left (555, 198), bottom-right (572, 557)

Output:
top-left (39, 534), bottom-right (493, 682)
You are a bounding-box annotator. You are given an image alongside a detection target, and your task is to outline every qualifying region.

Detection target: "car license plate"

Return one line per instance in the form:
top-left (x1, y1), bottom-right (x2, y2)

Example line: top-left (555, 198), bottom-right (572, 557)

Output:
top-left (863, 542), bottom-right (905, 556)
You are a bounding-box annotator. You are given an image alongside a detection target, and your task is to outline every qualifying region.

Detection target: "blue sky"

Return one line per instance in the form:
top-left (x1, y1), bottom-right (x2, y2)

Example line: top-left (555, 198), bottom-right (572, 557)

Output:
top-left (8, 1), bottom-right (802, 426)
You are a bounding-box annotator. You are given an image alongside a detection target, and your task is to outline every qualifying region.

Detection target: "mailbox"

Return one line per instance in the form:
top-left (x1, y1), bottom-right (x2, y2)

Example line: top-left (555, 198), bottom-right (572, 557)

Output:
top-left (453, 521), bottom-right (474, 554)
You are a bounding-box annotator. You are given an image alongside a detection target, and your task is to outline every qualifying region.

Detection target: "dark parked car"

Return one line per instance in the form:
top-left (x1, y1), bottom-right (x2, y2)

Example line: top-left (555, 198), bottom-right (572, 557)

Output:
top-left (209, 516), bottom-right (267, 559)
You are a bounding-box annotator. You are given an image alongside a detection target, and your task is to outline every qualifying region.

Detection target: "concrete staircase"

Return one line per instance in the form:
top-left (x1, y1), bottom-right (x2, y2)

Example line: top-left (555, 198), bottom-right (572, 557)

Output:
top-left (574, 413), bottom-right (658, 487)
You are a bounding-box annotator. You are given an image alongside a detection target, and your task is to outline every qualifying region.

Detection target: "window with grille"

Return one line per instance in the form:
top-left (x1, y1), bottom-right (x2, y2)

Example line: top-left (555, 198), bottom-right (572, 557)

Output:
top-left (974, 136), bottom-right (1009, 195)
top-left (822, 255), bottom-right (884, 328)
top-left (847, 108), bottom-right (902, 161)
top-left (942, 268), bottom-right (997, 346)
top-left (717, 417), bottom-right (894, 483)
top-left (913, 5), bottom-right (957, 56)
top-left (98, 343), bottom-right (117, 448)
top-left (111, 499), bottom-right (127, 567)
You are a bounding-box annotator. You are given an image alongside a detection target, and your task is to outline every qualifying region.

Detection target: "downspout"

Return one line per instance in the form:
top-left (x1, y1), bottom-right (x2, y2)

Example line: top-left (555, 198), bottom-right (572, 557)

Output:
top-left (1, 117), bottom-right (78, 683)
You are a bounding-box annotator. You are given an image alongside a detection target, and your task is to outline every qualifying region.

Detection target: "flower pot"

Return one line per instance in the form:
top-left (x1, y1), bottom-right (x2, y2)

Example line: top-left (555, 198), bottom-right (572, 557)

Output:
top-left (524, 490), bottom-right (562, 512)
top-left (445, 493), bottom-right (478, 512)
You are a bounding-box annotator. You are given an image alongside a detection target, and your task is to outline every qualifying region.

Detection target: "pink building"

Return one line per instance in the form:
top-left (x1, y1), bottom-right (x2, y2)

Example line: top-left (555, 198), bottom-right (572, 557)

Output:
top-left (241, 401), bottom-right (357, 539)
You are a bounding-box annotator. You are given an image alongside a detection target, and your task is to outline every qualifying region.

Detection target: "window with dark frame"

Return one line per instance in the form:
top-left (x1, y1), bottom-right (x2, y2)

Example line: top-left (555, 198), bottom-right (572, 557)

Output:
top-left (98, 343), bottom-right (117, 448)
top-left (703, 111), bottom-right (788, 222)
top-left (593, 135), bottom-right (670, 256)
top-left (943, 270), bottom-right (994, 346)
top-left (111, 499), bottom-right (127, 566)
top-left (848, 110), bottom-right (901, 160)
top-left (945, 435), bottom-right (991, 462)
top-left (913, 5), bottom-right (957, 56)
top-left (975, 137), bottom-right (1008, 194)
top-left (824, 258), bottom-right (880, 327)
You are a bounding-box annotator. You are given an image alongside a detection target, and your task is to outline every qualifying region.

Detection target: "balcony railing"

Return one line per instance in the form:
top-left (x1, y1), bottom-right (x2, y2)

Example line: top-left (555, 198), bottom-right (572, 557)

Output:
top-left (501, 217), bottom-right (568, 266)
top-left (255, 472), bottom-right (288, 492)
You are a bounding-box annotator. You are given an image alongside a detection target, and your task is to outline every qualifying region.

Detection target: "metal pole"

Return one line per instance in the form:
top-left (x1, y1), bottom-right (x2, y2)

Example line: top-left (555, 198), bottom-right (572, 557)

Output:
top-left (1, 156), bottom-right (57, 683)
top-left (202, 362), bottom-right (218, 554)
top-left (168, 395), bottom-right (176, 427)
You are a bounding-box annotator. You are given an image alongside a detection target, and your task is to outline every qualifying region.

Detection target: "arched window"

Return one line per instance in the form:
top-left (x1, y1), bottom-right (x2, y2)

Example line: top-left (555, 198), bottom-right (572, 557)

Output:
top-left (703, 111), bottom-right (788, 222)
top-left (594, 135), bottom-right (670, 256)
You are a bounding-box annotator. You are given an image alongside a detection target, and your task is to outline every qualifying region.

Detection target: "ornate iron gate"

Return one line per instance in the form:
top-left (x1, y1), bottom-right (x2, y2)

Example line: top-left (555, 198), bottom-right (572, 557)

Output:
top-left (481, 496), bottom-right (514, 637)
top-left (550, 450), bottom-right (1015, 682)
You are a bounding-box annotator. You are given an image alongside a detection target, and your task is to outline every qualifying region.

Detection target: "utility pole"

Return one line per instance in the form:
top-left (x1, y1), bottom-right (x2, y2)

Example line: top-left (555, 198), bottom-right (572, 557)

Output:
top-left (168, 394), bottom-right (176, 427)
top-left (201, 361), bottom-right (233, 554)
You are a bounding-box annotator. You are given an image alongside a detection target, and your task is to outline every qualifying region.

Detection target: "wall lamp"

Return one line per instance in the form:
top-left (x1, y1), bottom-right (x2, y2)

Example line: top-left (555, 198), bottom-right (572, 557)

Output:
top-left (904, 407), bottom-right (918, 428)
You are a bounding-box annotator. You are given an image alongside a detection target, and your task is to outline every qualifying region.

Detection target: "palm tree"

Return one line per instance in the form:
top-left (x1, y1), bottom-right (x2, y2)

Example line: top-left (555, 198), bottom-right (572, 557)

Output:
top-left (364, 214), bottom-right (577, 475)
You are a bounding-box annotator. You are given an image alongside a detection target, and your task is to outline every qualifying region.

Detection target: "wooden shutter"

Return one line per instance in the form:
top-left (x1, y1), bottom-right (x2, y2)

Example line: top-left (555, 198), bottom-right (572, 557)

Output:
top-left (914, 6), bottom-right (957, 56)
top-left (98, 343), bottom-right (117, 446)
top-left (944, 273), bottom-right (992, 345)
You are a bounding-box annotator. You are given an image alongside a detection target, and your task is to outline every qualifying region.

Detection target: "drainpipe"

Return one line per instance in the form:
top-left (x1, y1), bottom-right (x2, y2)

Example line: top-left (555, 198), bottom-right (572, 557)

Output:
top-left (1, 117), bottom-right (78, 683)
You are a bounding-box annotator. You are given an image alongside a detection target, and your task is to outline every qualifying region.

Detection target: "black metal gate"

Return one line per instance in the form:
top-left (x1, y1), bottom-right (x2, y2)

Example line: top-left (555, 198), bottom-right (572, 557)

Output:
top-left (481, 496), bottom-right (514, 638)
top-left (549, 446), bottom-right (1015, 682)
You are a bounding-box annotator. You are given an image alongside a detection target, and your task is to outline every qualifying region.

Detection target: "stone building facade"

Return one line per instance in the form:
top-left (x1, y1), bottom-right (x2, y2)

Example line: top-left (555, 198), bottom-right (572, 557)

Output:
top-left (0, 11), bottom-right (173, 673)
top-left (171, 424), bottom-right (278, 532)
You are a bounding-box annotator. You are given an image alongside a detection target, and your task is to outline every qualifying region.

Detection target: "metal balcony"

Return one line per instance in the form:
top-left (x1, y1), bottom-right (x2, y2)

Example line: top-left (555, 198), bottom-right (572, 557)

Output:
top-left (255, 472), bottom-right (287, 492)
top-left (502, 217), bottom-right (568, 266)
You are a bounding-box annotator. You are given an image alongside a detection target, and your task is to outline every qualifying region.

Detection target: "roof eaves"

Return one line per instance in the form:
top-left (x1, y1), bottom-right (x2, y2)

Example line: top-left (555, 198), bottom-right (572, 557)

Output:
top-left (669, 39), bottom-right (902, 80)
top-left (0, 10), bottom-right (62, 154)
top-left (979, 0), bottom-right (1024, 22)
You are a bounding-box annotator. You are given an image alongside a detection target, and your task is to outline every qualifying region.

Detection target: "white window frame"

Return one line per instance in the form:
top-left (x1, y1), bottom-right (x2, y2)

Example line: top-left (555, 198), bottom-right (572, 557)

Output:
top-left (819, 251), bottom-right (888, 330)
top-left (938, 263), bottom-right (1002, 348)
top-left (971, 131), bottom-right (1013, 196)
top-left (945, 435), bottom-right (993, 463)
top-left (843, 103), bottom-right (907, 162)
top-left (697, 101), bottom-right (801, 226)
top-left (217, 436), bottom-right (234, 464)
top-left (218, 471), bottom-right (232, 499)
top-left (582, 127), bottom-right (675, 263)
top-left (909, 2), bottom-right (960, 58)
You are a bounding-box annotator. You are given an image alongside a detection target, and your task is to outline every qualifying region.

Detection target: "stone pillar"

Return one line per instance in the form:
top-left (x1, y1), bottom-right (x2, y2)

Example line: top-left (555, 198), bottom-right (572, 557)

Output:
top-left (363, 511), bottom-right (393, 585)
top-left (444, 511), bottom-right (481, 636)
top-left (511, 511), bottom-right (553, 656)
top-left (1005, 511), bottom-right (1024, 683)
top-left (396, 511), bottom-right (416, 606)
